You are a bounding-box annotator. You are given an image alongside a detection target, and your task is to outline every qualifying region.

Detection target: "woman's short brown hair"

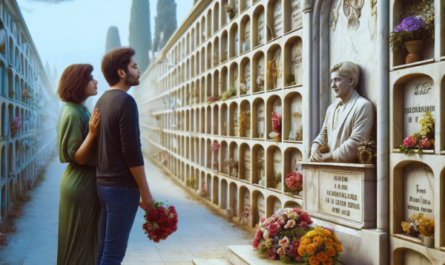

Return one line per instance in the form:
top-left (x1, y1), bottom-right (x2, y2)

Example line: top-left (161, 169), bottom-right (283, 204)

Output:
top-left (57, 64), bottom-right (93, 103)
top-left (101, 47), bottom-right (135, 86)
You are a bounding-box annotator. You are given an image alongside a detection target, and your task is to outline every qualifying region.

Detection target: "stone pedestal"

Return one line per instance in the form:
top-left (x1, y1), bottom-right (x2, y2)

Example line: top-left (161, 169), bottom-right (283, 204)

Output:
top-left (302, 162), bottom-right (387, 265)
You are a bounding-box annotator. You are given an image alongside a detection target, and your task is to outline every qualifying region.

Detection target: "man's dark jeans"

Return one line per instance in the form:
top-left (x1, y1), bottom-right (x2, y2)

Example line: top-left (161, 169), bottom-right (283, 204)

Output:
top-left (96, 185), bottom-right (140, 265)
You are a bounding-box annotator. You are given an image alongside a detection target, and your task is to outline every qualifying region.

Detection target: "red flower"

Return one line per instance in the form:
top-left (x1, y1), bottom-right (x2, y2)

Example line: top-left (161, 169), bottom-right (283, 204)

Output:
top-left (143, 202), bottom-right (178, 243)
top-left (253, 238), bottom-right (260, 250)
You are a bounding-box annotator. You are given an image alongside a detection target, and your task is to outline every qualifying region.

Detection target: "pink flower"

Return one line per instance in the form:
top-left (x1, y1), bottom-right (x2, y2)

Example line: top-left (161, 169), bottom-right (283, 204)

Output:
top-left (212, 141), bottom-right (220, 152)
top-left (260, 217), bottom-right (266, 223)
top-left (279, 236), bottom-right (290, 247)
top-left (266, 248), bottom-right (277, 260)
top-left (268, 223), bottom-right (280, 236)
top-left (277, 247), bottom-right (284, 255)
top-left (255, 229), bottom-right (263, 240)
top-left (284, 245), bottom-right (293, 254)
top-left (253, 239), bottom-right (260, 250)
top-left (298, 221), bottom-right (308, 229)
top-left (403, 135), bottom-right (417, 148)
top-left (292, 208), bottom-right (302, 214)
top-left (292, 241), bottom-right (300, 249)
top-left (277, 218), bottom-right (285, 226)
top-left (286, 172), bottom-right (303, 191)
top-left (299, 212), bottom-right (312, 224)
top-left (271, 112), bottom-right (282, 134)
top-left (284, 219), bottom-right (296, 229)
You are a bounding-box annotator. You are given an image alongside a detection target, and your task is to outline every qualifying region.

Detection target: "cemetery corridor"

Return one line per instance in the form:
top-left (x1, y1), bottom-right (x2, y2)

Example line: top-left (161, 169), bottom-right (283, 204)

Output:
top-left (0, 157), bottom-right (253, 265)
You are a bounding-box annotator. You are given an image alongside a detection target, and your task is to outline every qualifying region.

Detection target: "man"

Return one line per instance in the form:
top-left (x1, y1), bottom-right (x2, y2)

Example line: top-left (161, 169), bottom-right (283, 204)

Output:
top-left (311, 61), bottom-right (374, 163)
top-left (95, 47), bottom-right (154, 264)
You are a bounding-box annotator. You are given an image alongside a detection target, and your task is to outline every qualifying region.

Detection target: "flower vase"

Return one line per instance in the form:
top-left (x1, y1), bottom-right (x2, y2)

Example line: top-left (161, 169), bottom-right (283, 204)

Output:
top-left (424, 236), bottom-right (434, 248)
top-left (404, 40), bottom-right (425, 64)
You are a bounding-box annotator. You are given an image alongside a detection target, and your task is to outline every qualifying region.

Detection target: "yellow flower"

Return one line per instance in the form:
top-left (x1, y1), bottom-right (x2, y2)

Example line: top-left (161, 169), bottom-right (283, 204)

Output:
top-left (325, 246), bottom-right (336, 257)
top-left (322, 229), bottom-right (332, 237)
top-left (309, 257), bottom-right (321, 265)
top-left (333, 242), bottom-right (343, 252)
top-left (306, 243), bottom-right (317, 254)
top-left (298, 245), bottom-right (306, 256)
top-left (313, 236), bottom-right (324, 247)
top-left (317, 252), bottom-right (328, 261)
top-left (322, 258), bottom-right (334, 265)
top-left (307, 231), bottom-right (317, 238)
top-left (265, 238), bottom-right (274, 248)
top-left (331, 234), bottom-right (338, 242)
top-left (324, 238), bottom-right (334, 246)
top-left (302, 237), bottom-right (312, 246)
top-left (401, 221), bottom-right (411, 234)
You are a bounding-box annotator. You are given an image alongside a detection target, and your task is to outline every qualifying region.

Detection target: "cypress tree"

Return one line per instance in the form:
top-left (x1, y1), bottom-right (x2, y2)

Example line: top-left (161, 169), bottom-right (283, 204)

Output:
top-left (153, 0), bottom-right (177, 53)
top-left (105, 26), bottom-right (122, 53)
top-left (129, 0), bottom-right (152, 73)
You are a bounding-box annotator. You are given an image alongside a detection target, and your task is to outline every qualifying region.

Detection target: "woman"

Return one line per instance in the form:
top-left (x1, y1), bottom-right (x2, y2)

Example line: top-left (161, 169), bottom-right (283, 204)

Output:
top-left (57, 64), bottom-right (101, 265)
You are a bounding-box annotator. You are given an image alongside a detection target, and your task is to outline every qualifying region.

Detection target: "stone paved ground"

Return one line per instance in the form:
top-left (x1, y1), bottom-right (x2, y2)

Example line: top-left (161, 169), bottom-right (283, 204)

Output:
top-left (0, 157), bottom-right (252, 265)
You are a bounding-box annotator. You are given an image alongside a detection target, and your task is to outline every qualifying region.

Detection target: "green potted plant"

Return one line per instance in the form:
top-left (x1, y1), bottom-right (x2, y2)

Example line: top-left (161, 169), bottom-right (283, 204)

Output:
top-left (389, 0), bottom-right (434, 64)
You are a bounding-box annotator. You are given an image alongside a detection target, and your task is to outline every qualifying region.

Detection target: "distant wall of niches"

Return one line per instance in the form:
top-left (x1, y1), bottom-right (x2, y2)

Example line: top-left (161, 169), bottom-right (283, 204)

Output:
top-left (0, 0), bottom-right (59, 221)
top-left (134, 0), bottom-right (445, 264)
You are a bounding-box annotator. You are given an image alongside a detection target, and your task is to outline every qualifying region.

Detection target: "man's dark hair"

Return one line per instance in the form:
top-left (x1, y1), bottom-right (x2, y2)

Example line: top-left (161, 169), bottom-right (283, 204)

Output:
top-left (101, 47), bottom-right (136, 86)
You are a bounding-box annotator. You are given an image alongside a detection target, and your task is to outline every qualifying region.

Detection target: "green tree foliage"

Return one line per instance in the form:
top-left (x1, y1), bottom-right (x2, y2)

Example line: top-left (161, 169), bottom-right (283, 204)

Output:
top-left (153, 0), bottom-right (177, 53)
top-left (129, 0), bottom-right (152, 73)
top-left (105, 26), bottom-right (122, 53)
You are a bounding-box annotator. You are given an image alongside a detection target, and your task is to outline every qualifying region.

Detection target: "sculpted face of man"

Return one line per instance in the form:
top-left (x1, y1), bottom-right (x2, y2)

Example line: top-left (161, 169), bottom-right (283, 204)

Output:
top-left (124, 56), bottom-right (141, 86)
top-left (330, 71), bottom-right (355, 101)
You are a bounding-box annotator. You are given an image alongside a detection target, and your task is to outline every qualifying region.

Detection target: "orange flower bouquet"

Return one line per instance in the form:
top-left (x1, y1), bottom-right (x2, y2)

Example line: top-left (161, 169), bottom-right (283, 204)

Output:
top-left (298, 226), bottom-right (343, 265)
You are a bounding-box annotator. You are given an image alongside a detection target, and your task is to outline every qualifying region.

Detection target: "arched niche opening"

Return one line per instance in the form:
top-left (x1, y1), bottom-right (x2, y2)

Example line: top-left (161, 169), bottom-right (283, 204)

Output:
top-left (206, 106), bottom-right (212, 135)
top-left (221, 30), bottom-right (229, 62)
top-left (214, 2), bottom-right (220, 33)
top-left (240, 15), bottom-right (251, 53)
top-left (239, 100), bottom-right (251, 138)
top-left (239, 143), bottom-right (251, 182)
top-left (213, 105), bottom-right (219, 136)
top-left (221, 178), bottom-right (228, 209)
top-left (252, 144), bottom-right (265, 186)
top-left (220, 141), bottom-right (229, 175)
top-left (200, 77), bottom-right (206, 103)
top-left (221, 66), bottom-right (229, 96)
top-left (392, 74), bottom-right (436, 152)
top-left (239, 186), bottom-right (251, 225)
top-left (267, 195), bottom-right (282, 216)
top-left (240, 57), bottom-right (251, 96)
top-left (207, 9), bottom-right (213, 39)
top-left (266, 44), bottom-right (283, 91)
top-left (207, 42), bottom-right (213, 70)
top-left (392, 248), bottom-right (432, 265)
top-left (283, 92), bottom-right (303, 142)
top-left (213, 175), bottom-right (219, 204)
top-left (240, 0), bottom-right (252, 13)
top-left (212, 70), bottom-right (220, 99)
top-left (252, 98), bottom-right (265, 139)
top-left (229, 23), bottom-right (239, 58)
top-left (284, 36), bottom-right (303, 87)
top-left (230, 62), bottom-right (239, 97)
top-left (229, 182), bottom-right (239, 216)
top-left (200, 138), bottom-right (205, 167)
top-left (206, 173), bottom-right (213, 200)
top-left (222, 0), bottom-right (229, 27)
top-left (252, 5), bottom-right (265, 48)
top-left (220, 103), bottom-right (229, 136)
top-left (229, 102), bottom-right (239, 137)
top-left (253, 191), bottom-right (266, 225)
top-left (201, 17), bottom-right (206, 43)
top-left (266, 0), bottom-right (282, 41)
top-left (284, 0), bottom-right (302, 33)
top-left (201, 107), bottom-right (206, 134)
top-left (252, 51), bottom-right (265, 93)
top-left (206, 73), bottom-right (212, 99)
top-left (267, 145), bottom-right (282, 191)
top-left (284, 200), bottom-right (302, 209)
top-left (201, 47), bottom-right (206, 74)
top-left (228, 141), bottom-right (239, 178)
top-left (266, 95), bottom-right (282, 141)
top-left (283, 147), bottom-right (303, 196)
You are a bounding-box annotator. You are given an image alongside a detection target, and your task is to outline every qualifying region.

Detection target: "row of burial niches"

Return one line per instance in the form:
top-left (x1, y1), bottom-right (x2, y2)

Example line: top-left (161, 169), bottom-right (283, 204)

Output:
top-left (165, 36), bottom-right (303, 100)
top-left (170, 0), bottom-right (303, 65)
top-left (390, 0), bottom-right (445, 67)
top-left (163, 131), bottom-right (304, 197)
top-left (161, 93), bottom-right (303, 143)
top-left (392, 73), bottom-right (445, 153)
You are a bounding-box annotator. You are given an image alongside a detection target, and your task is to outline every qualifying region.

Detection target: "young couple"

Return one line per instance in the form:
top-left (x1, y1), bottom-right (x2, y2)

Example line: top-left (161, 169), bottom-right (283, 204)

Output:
top-left (56, 47), bottom-right (154, 265)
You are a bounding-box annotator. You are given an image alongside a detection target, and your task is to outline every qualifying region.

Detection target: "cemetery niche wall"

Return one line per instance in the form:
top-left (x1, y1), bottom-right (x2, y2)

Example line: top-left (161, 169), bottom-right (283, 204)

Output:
top-left (134, 0), bottom-right (445, 264)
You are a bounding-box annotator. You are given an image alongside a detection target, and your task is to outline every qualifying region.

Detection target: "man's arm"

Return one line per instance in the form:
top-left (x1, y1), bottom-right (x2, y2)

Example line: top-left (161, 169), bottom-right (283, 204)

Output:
top-left (119, 96), bottom-right (154, 210)
top-left (311, 108), bottom-right (330, 161)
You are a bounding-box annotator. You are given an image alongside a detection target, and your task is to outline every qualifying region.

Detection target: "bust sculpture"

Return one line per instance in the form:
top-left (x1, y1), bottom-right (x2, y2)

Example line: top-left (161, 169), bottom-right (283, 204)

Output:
top-left (310, 61), bottom-right (374, 163)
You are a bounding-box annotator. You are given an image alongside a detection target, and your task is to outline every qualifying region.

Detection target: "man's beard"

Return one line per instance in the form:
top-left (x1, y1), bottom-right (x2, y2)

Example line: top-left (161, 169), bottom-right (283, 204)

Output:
top-left (125, 74), bottom-right (140, 86)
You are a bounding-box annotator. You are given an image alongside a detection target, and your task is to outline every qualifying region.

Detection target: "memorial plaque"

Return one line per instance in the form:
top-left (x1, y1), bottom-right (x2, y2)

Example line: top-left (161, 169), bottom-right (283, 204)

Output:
top-left (257, 101), bottom-right (265, 137)
top-left (289, 96), bottom-right (302, 141)
top-left (275, 49), bottom-right (283, 88)
top-left (258, 194), bottom-right (266, 219)
top-left (403, 76), bottom-right (435, 137)
top-left (234, 107), bottom-right (240, 136)
top-left (292, 43), bottom-right (303, 85)
top-left (258, 11), bottom-right (265, 45)
top-left (273, 0), bottom-right (283, 37)
top-left (245, 105), bottom-right (251, 136)
top-left (244, 148), bottom-right (251, 181)
top-left (257, 55), bottom-right (265, 92)
top-left (245, 20), bottom-right (251, 47)
top-left (232, 65), bottom-right (239, 90)
top-left (291, 0), bottom-right (302, 30)
top-left (234, 31), bottom-right (239, 56)
top-left (319, 171), bottom-right (363, 223)
top-left (244, 190), bottom-right (252, 223)
top-left (274, 198), bottom-right (282, 213)
top-left (224, 3), bottom-right (229, 25)
top-left (234, 0), bottom-right (239, 13)
top-left (404, 163), bottom-right (434, 219)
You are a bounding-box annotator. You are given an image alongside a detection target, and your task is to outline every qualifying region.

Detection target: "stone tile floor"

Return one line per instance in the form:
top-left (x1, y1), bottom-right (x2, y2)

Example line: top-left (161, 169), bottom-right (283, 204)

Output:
top-left (0, 157), bottom-right (253, 265)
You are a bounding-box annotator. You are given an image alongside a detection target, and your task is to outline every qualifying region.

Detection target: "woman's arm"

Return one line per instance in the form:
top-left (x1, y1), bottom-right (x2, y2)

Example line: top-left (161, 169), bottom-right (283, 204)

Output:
top-left (74, 109), bottom-right (100, 165)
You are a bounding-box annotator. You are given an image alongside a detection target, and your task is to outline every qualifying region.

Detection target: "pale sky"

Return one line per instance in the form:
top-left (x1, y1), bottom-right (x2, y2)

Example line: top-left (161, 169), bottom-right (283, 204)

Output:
top-left (17, 0), bottom-right (193, 105)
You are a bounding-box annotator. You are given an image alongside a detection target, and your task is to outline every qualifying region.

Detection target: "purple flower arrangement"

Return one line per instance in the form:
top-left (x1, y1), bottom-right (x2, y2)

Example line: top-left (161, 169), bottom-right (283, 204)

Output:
top-left (394, 17), bottom-right (425, 33)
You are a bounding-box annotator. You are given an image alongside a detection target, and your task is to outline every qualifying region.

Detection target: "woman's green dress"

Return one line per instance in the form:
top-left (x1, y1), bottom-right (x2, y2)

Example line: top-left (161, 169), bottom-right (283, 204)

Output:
top-left (57, 102), bottom-right (100, 265)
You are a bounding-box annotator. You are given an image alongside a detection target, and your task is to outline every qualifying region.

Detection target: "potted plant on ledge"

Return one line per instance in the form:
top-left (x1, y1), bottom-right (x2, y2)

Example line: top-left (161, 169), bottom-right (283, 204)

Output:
top-left (389, 0), bottom-right (434, 64)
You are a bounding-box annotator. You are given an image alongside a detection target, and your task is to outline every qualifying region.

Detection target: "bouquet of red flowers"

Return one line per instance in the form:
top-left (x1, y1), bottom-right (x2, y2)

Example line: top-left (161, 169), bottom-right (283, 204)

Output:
top-left (143, 201), bottom-right (178, 243)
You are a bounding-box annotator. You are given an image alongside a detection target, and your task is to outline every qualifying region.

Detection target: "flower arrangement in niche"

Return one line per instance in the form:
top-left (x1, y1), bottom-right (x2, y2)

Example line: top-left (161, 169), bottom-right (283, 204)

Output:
top-left (269, 112), bottom-right (282, 142)
top-left (401, 213), bottom-right (434, 238)
top-left (253, 208), bottom-right (314, 263)
top-left (9, 89), bottom-right (15, 97)
top-left (285, 172), bottom-right (303, 195)
top-left (142, 200), bottom-right (178, 243)
top-left (357, 138), bottom-right (377, 164)
top-left (399, 111), bottom-right (435, 156)
top-left (389, 0), bottom-right (434, 63)
top-left (11, 117), bottom-right (21, 138)
top-left (226, 4), bottom-right (237, 20)
top-left (299, 226), bottom-right (343, 265)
